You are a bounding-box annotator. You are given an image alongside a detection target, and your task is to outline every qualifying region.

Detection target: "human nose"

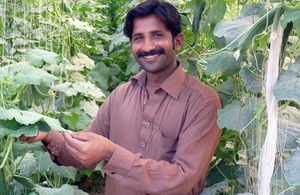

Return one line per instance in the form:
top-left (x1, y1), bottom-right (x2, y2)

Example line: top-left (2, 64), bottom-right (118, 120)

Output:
top-left (142, 36), bottom-right (156, 52)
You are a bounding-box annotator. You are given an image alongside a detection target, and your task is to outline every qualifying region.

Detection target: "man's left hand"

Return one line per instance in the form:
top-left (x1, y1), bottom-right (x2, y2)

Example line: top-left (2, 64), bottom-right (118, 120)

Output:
top-left (63, 131), bottom-right (116, 166)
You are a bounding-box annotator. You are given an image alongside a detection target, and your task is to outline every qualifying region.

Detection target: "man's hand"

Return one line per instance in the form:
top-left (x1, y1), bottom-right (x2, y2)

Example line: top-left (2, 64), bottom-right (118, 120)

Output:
top-left (62, 131), bottom-right (116, 166)
top-left (19, 131), bottom-right (52, 144)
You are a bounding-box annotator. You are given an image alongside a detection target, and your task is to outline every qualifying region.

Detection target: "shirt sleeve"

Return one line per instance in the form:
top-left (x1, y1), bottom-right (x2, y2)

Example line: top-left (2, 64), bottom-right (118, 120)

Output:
top-left (102, 97), bottom-right (222, 195)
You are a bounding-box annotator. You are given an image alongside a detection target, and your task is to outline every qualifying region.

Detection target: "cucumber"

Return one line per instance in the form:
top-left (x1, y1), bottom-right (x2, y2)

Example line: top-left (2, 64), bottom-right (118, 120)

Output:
top-left (272, 5), bottom-right (285, 31)
top-left (191, 0), bottom-right (206, 46)
top-left (238, 4), bottom-right (284, 51)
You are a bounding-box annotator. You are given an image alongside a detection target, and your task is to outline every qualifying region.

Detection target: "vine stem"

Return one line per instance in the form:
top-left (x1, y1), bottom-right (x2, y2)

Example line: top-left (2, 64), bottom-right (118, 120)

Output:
top-left (0, 136), bottom-right (14, 169)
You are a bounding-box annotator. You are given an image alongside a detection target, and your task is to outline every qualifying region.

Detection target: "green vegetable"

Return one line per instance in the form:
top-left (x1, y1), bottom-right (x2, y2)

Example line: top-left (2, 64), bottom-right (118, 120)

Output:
top-left (272, 5), bottom-right (285, 31)
top-left (191, 0), bottom-right (206, 46)
top-left (238, 5), bottom-right (284, 51)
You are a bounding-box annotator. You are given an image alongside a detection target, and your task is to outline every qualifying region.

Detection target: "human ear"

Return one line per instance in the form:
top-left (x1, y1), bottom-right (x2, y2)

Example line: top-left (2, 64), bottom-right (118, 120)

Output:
top-left (174, 33), bottom-right (184, 52)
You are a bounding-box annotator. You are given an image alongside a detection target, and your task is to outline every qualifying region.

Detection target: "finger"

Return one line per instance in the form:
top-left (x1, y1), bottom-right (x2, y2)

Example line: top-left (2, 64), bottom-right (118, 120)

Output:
top-left (67, 131), bottom-right (89, 142)
top-left (64, 139), bottom-right (85, 164)
top-left (63, 132), bottom-right (86, 152)
top-left (19, 134), bottom-right (28, 142)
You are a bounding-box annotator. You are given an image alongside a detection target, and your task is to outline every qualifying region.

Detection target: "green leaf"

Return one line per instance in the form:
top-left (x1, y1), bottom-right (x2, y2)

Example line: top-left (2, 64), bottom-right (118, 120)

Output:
top-left (67, 18), bottom-right (94, 32)
top-left (217, 79), bottom-right (235, 107)
top-left (62, 112), bottom-right (80, 129)
top-left (109, 32), bottom-right (129, 52)
top-left (203, 50), bottom-right (245, 76)
top-left (217, 98), bottom-right (262, 131)
top-left (34, 151), bottom-right (77, 181)
top-left (26, 49), bottom-right (60, 67)
top-left (240, 53), bottom-right (264, 93)
top-left (201, 180), bottom-right (228, 195)
top-left (0, 108), bottom-right (66, 132)
top-left (15, 153), bottom-right (37, 177)
top-left (202, 0), bottom-right (226, 38)
top-left (8, 124), bottom-right (38, 137)
top-left (284, 150), bottom-right (300, 186)
top-left (79, 100), bottom-right (99, 118)
top-left (274, 57), bottom-right (300, 105)
top-left (281, 9), bottom-right (300, 37)
top-left (88, 62), bottom-right (110, 88)
top-left (12, 175), bottom-right (35, 189)
top-left (34, 184), bottom-right (79, 195)
top-left (52, 81), bottom-right (105, 100)
top-left (71, 53), bottom-right (95, 70)
top-left (0, 63), bottom-right (58, 86)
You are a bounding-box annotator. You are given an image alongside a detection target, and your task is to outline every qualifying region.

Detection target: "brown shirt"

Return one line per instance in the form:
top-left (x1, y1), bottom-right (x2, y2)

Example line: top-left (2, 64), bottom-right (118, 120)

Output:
top-left (46, 64), bottom-right (222, 195)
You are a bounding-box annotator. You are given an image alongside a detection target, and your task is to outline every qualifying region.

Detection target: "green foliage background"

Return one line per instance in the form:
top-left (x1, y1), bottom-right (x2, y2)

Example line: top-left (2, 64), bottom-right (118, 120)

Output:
top-left (0, 0), bottom-right (299, 194)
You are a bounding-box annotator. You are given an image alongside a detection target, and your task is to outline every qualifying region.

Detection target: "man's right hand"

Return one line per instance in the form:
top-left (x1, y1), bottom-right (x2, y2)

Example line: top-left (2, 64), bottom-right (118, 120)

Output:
top-left (19, 130), bottom-right (53, 145)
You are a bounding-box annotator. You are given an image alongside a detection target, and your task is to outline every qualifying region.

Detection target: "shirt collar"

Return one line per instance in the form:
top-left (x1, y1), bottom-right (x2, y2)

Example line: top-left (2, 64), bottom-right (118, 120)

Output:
top-left (131, 62), bottom-right (186, 100)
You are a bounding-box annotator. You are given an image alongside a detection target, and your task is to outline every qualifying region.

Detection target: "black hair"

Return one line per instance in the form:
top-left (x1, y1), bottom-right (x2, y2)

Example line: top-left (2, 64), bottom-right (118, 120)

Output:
top-left (123, 0), bottom-right (182, 41)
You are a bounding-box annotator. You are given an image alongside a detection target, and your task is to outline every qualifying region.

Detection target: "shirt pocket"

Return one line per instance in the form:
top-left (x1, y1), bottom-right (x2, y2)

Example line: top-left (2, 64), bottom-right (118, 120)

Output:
top-left (148, 129), bottom-right (178, 162)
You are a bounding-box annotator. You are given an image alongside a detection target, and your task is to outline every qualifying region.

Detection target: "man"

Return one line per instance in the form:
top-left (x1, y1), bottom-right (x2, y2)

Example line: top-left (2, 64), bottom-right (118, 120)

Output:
top-left (19, 0), bottom-right (222, 194)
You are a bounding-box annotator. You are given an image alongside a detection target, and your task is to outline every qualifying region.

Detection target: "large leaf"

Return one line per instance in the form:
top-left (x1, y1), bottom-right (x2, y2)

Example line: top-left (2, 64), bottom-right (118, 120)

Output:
top-left (26, 49), bottom-right (61, 67)
top-left (34, 151), bottom-right (77, 181)
top-left (15, 153), bottom-right (37, 177)
top-left (202, 0), bottom-right (226, 39)
top-left (274, 57), bottom-right (300, 104)
top-left (217, 98), bottom-right (263, 131)
top-left (88, 61), bottom-right (110, 88)
top-left (0, 108), bottom-right (66, 132)
top-left (203, 50), bottom-right (245, 76)
top-left (0, 63), bottom-right (57, 85)
top-left (240, 53), bottom-right (264, 93)
top-left (277, 106), bottom-right (300, 150)
top-left (34, 184), bottom-right (88, 195)
top-left (281, 9), bottom-right (300, 37)
top-left (52, 81), bottom-right (105, 99)
top-left (214, 3), bottom-right (266, 48)
top-left (284, 150), bottom-right (300, 186)
top-left (70, 53), bottom-right (95, 70)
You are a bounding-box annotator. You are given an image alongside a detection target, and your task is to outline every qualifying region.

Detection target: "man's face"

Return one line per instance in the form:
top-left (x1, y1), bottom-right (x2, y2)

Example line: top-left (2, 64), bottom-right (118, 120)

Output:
top-left (131, 14), bottom-right (183, 74)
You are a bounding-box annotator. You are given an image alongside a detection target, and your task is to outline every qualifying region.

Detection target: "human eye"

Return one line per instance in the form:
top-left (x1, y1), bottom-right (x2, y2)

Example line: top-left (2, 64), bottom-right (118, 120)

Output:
top-left (153, 33), bottom-right (163, 39)
top-left (133, 35), bottom-right (143, 42)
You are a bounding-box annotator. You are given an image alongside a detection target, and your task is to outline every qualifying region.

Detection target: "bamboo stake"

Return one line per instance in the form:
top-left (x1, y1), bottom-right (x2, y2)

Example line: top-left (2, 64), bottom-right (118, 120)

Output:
top-left (257, 15), bottom-right (284, 195)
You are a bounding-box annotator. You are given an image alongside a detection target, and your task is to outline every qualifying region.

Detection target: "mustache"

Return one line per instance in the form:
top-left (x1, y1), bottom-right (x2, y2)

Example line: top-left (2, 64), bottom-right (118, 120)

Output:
top-left (137, 48), bottom-right (166, 58)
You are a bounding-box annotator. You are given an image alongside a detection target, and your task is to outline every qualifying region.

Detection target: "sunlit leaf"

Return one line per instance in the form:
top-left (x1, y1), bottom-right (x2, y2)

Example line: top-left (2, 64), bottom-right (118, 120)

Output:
top-left (67, 18), bottom-right (94, 32)
top-left (26, 49), bottom-right (60, 67)
top-left (0, 108), bottom-right (66, 132)
top-left (79, 100), bottom-right (99, 118)
top-left (71, 53), bottom-right (95, 69)
top-left (0, 63), bottom-right (58, 85)
top-left (52, 81), bottom-right (105, 99)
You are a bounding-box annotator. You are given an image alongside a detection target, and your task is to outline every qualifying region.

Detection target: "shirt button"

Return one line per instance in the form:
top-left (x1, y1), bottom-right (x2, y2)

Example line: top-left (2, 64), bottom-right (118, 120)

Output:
top-left (145, 122), bottom-right (150, 128)
top-left (110, 171), bottom-right (115, 175)
top-left (141, 142), bottom-right (146, 148)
